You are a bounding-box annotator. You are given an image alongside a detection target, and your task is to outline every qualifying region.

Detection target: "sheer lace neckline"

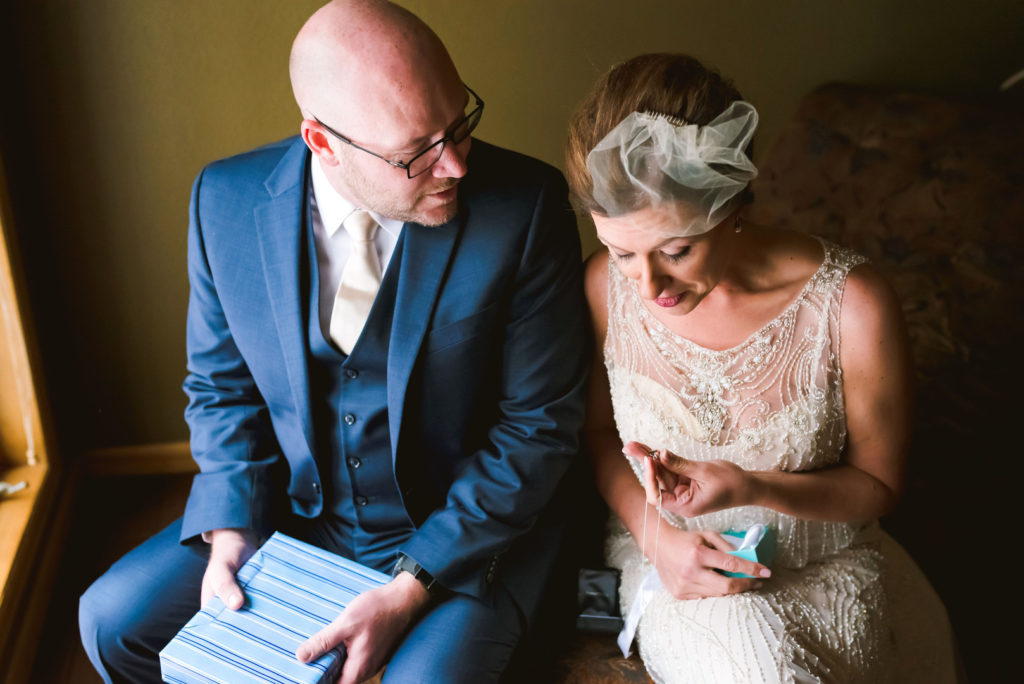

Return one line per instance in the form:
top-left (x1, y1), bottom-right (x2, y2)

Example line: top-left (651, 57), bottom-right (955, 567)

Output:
top-left (605, 235), bottom-right (871, 567)
top-left (624, 237), bottom-right (829, 356)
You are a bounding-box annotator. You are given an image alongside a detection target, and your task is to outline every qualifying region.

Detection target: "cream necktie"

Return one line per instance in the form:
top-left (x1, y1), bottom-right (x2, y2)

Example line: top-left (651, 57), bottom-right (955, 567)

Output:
top-left (329, 210), bottom-right (382, 354)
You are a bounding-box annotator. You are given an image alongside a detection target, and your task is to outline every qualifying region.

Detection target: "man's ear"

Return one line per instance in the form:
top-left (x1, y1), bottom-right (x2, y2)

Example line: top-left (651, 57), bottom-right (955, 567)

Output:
top-left (300, 119), bottom-right (341, 167)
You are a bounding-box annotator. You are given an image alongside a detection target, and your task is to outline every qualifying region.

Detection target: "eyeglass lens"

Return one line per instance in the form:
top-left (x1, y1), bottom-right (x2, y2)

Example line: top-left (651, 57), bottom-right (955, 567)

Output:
top-left (407, 100), bottom-right (483, 178)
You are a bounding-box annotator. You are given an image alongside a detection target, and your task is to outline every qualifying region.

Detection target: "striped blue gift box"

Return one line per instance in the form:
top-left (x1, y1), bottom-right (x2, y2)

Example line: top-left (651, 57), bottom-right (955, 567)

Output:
top-left (160, 532), bottom-right (389, 683)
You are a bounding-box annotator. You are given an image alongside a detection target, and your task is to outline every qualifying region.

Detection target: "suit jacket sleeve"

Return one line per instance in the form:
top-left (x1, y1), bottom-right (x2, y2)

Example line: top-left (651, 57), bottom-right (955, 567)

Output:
top-left (399, 168), bottom-right (590, 598)
top-left (180, 167), bottom-right (282, 543)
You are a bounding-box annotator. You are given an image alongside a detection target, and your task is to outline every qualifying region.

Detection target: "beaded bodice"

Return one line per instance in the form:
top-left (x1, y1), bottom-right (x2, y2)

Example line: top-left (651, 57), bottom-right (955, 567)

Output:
top-left (606, 238), bottom-right (869, 567)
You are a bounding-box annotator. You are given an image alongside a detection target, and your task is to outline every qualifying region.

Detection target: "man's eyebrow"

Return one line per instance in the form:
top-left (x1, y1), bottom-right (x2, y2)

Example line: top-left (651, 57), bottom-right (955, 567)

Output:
top-left (390, 91), bottom-right (472, 155)
top-left (392, 134), bottom-right (432, 154)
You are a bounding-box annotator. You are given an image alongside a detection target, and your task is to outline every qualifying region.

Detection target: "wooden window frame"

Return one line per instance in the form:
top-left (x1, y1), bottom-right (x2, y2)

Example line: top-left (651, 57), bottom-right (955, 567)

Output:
top-left (0, 152), bottom-right (66, 683)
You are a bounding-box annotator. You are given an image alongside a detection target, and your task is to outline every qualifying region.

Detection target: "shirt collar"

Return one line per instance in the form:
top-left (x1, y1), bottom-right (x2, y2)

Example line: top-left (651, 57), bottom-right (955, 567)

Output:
top-left (310, 156), bottom-right (404, 238)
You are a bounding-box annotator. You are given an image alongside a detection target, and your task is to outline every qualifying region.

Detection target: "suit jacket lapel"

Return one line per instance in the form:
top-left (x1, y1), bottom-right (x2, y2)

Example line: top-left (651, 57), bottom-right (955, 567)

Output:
top-left (254, 140), bottom-right (315, 455)
top-left (387, 214), bottom-right (462, 462)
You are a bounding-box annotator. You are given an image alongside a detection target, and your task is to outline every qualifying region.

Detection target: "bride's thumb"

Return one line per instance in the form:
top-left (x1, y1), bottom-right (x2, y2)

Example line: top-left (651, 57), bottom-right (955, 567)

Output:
top-left (623, 442), bottom-right (691, 473)
top-left (656, 449), bottom-right (692, 474)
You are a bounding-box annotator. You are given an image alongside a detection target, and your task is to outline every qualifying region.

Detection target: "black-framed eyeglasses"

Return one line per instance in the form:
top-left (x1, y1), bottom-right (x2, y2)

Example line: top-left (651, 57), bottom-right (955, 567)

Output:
top-left (314, 85), bottom-right (484, 179)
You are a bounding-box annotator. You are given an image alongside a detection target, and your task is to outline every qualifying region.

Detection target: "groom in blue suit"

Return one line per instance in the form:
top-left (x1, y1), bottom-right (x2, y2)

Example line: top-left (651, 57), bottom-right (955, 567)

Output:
top-left (78, 1), bottom-right (588, 682)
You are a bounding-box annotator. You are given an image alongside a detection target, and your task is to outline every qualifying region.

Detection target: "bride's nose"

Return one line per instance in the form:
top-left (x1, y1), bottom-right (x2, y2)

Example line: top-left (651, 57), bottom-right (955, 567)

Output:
top-left (636, 258), bottom-right (664, 300)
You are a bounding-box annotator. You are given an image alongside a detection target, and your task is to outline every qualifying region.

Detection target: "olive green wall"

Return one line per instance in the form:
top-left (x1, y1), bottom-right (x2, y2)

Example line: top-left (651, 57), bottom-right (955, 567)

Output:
top-left (0, 0), bottom-right (1019, 449)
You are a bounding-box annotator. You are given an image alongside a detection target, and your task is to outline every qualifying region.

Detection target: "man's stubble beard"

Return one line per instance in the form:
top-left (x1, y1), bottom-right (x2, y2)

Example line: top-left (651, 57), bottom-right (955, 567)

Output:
top-left (344, 164), bottom-right (460, 227)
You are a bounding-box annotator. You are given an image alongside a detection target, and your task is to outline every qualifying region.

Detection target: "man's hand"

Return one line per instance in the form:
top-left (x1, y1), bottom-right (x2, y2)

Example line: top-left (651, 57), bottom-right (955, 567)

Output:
top-left (200, 528), bottom-right (258, 610)
top-left (296, 572), bottom-right (431, 684)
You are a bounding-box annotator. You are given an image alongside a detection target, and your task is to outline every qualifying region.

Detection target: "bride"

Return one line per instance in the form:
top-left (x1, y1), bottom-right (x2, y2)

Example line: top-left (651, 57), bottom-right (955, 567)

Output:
top-left (566, 53), bottom-right (956, 683)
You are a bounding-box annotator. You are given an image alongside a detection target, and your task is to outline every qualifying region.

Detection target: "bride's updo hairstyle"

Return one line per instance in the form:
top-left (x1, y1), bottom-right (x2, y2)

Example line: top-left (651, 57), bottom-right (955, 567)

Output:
top-left (566, 53), bottom-right (758, 237)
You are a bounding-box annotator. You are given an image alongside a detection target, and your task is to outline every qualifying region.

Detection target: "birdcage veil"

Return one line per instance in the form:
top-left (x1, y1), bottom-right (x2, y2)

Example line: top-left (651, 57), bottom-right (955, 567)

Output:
top-left (586, 100), bottom-right (759, 236)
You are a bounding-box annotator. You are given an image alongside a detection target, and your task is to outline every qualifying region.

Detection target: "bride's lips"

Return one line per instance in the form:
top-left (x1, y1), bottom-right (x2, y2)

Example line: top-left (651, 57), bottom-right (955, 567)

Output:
top-left (654, 293), bottom-right (684, 308)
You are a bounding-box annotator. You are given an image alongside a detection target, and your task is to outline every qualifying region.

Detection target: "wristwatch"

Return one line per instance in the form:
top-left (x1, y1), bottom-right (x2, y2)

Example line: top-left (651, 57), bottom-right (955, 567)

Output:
top-left (392, 554), bottom-right (439, 594)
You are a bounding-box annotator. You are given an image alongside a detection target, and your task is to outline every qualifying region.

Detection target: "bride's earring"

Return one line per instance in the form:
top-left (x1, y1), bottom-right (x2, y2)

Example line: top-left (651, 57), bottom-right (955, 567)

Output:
top-left (734, 216), bottom-right (743, 233)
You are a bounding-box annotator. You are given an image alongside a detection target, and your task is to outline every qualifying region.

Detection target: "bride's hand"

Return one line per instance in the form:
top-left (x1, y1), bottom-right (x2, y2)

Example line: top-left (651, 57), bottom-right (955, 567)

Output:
top-left (624, 441), bottom-right (755, 518)
top-left (648, 526), bottom-right (769, 600)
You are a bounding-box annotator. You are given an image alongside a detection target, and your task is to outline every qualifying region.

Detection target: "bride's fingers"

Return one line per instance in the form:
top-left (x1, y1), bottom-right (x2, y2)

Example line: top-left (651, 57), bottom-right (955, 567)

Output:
top-left (697, 568), bottom-right (763, 596)
top-left (700, 530), bottom-right (736, 553)
top-left (651, 462), bottom-right (675, 492)
top-left (670, 561), bottom-right (761, 599)
top-left (641, 456), bottom-right (662, 506)
top-left (699, 544), bottom-right (771, 579)
top-left (657, 449), bottom-right (695, 475)
top-left (623, 441), bottom-right (655, 462)
top-left (626, 442), bottom-right (666, 505)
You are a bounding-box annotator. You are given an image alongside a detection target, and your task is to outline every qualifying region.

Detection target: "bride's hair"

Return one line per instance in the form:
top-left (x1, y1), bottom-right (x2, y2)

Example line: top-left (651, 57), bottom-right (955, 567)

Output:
top-left (566, 53), bottom-right (754, 216)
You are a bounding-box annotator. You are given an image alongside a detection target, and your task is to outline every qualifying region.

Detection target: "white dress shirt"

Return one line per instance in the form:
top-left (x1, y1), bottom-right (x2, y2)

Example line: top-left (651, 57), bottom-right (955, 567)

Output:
top-left (309, 157), bottom-right (404, 339)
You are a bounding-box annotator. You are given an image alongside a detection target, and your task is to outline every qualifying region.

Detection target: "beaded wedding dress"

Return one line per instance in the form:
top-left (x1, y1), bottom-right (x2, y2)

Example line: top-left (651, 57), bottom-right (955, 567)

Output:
top-left (603, 239), bottom-right (955, 683)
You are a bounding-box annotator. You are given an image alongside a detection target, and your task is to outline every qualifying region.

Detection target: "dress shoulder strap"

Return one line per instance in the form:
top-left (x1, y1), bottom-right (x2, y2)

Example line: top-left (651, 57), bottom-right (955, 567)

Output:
top-left (810, 238), bottom-right (868, 296)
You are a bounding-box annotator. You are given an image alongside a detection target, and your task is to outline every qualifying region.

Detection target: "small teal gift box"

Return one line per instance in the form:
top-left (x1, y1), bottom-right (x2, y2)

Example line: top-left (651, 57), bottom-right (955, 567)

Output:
top-left (720, 524), bottom-right (777, 578)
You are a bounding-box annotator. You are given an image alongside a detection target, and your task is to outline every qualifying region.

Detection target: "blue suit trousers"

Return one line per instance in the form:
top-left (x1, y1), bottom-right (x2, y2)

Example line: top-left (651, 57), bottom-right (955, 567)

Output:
top-left (79, 518), bottom-right (524, 683)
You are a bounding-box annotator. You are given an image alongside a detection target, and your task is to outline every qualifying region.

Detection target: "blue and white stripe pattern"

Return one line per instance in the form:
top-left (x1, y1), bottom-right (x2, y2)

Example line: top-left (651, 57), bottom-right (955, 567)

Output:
top-left (160, 533), bottom-right (389, 683)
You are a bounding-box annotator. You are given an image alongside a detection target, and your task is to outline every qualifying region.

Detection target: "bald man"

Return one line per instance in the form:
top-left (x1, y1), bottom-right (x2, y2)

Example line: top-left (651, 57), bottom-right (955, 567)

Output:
top-left (77, 1), bottom-right (588, 682)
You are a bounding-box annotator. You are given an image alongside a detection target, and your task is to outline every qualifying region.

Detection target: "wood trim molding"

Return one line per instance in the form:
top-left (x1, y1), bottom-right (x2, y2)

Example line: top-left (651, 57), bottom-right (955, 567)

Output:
top-left (84, 441), bottom-right (197, 476)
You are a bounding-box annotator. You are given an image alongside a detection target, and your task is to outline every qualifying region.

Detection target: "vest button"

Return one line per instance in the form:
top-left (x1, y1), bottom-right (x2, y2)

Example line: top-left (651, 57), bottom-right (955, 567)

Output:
top-left (344, 413), bottom-right (357, 425)
top-left (347, 456), bottom-right (362, 469)
top-left (355, 495), bottom-right (368, 507)
top-left (312, 482), bottom-right (321, 495)
top-left (345, 369), bottom-right (359, 379)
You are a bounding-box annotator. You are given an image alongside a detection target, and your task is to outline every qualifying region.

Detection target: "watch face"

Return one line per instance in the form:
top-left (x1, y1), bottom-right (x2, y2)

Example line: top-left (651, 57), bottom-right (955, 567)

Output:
top-left (394, 555), bottom-right (435, 591)
top-left (394, 555), bottom-right (417, 575)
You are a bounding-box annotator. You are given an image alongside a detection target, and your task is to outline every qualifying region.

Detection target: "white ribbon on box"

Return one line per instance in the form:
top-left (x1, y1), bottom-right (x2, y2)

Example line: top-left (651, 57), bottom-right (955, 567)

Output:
top-left (616, 524), bottom-right (767, 657)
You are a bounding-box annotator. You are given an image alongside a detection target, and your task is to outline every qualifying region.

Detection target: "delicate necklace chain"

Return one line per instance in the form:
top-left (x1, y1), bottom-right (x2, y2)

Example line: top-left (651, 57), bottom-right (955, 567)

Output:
top-left (640, 488), bottom-right (662, 569)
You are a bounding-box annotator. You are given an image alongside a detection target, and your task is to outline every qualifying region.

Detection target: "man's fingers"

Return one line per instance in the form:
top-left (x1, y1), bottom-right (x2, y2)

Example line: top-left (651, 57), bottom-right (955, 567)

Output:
top-left (200, 581), bottom-right (212, 609)
top-left (297, 617), bottom-right (349, 664)
top-left (296, 634), bottom-right (328, 664)
top-left (296, 629), bottom-right (334, 664)
top-left (207, 564), bottom-right (245, 610)
top-left (204, 529), bottom-right (258, 611)
top-left (338, 637), bottom-right (377, 684)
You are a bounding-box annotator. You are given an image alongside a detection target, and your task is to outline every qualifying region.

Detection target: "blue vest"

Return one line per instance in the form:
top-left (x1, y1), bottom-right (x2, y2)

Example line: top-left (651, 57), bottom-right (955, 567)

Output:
top-left (306, 227), bottom-right (415, 573)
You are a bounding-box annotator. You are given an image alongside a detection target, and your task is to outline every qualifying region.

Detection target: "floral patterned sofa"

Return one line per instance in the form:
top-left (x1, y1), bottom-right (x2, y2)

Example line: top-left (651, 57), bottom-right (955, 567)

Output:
top-left (550, 82), bottom-right (1021, 683)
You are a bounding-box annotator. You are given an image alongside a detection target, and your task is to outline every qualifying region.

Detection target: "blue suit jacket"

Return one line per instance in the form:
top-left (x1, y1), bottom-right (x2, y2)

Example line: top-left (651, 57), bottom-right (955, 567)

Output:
top-left (181, 136), bottom-right (589, 613)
